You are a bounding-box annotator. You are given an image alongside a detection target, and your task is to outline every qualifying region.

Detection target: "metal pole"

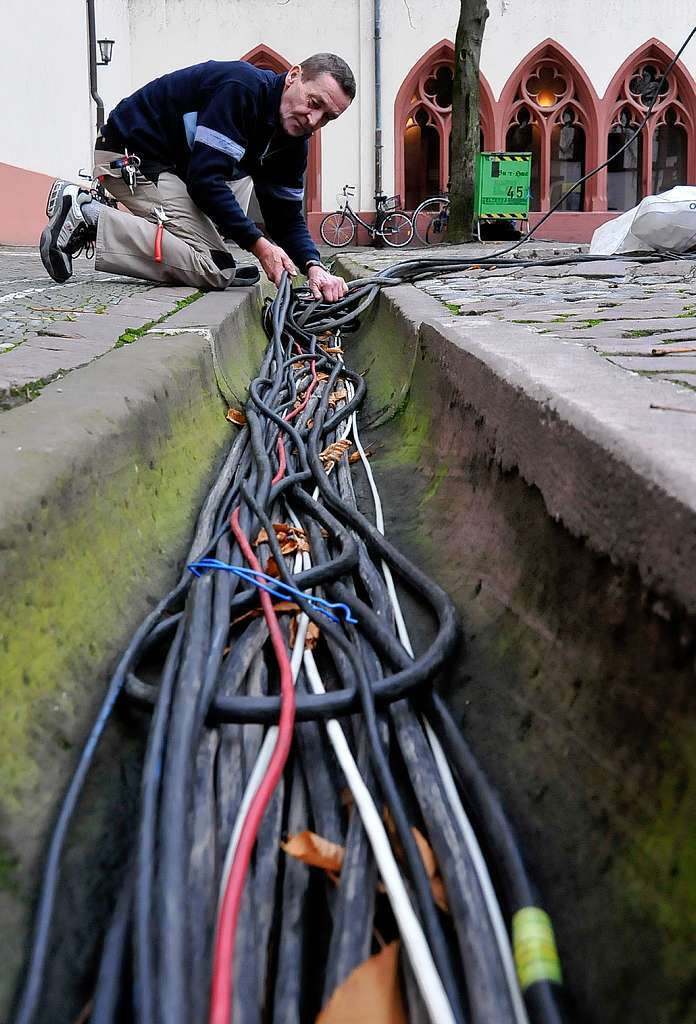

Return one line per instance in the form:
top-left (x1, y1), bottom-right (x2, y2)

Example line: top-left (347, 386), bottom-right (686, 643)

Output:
top-left (374, 0), bottom-right (383, 199)
top-left (86, 0), bottom-right (105, 130)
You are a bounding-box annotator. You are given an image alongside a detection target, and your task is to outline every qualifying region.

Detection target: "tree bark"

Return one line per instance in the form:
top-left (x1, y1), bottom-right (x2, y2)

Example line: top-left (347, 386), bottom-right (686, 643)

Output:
top-left (448, 0), bottom-right (489, 241)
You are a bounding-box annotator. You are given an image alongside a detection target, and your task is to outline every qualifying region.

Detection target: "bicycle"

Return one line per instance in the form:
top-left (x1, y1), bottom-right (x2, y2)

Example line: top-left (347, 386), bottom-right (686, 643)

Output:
top-left (320, 186), bottom-right (413, 247)
top-left (412, 193), bottom-right (449, 245)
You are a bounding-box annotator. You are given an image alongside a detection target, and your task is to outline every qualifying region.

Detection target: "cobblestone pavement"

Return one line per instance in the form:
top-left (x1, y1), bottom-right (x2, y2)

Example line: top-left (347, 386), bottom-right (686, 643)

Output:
top-left (0, 246), bottom-right (196, 408)
top-left (346, 242), bottom-right (696, 408)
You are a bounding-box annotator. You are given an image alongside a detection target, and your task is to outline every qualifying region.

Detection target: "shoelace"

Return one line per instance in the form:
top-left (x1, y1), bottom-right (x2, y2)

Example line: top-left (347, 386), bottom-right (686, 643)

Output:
top-left (67, 223), bottom-right (97, 261)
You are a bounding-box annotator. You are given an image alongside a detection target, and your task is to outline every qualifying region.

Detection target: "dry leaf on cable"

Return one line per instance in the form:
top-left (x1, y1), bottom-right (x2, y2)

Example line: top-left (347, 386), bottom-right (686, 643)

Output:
top-left (256, 523), bottom-right (311, 556)
top-left (411, 827), bottom-right (449, 912)
top-left (230, 601), bottom-right (300, 629)
top-left (264, 555), bottom-right (281, 578)
top-left (319, 439), bottom-right (352, 473)
top-left (281, 830), bottom-right (345, 873)
top-left (348, 444), bottom-right (375, 464)
top-left (383, 810), bottom-right (449, 913)
top-left (315, 940), bottom-right (407, 1024)
top-left (226, 407), bottom-right (247, 426)
top-left (327, 388), bottom-right (348, 408)
top-left (289, 614), bottom-right (321, 650)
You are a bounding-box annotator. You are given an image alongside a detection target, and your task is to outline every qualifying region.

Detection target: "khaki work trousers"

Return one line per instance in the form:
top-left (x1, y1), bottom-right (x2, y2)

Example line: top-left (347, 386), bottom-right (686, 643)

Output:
top-left (92, 148), bottom-right (254, 289)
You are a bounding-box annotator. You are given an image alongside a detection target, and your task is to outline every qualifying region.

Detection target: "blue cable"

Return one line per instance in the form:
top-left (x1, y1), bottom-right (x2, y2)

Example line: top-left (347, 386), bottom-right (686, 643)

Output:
top-left (187, 558), bottom-right (358, 625)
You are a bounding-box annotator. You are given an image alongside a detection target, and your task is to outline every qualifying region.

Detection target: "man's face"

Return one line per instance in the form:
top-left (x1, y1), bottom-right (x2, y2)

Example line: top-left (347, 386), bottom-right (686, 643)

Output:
top-left (279, 67), bottom-right (351, 137)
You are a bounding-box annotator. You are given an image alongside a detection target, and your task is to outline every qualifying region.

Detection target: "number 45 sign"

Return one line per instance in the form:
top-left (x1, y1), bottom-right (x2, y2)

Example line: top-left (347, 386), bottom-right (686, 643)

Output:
top-left (475, 152), bottom-right (532, 221)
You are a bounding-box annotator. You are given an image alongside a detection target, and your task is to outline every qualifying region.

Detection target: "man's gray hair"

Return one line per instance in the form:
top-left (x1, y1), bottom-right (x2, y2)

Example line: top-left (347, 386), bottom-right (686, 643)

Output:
top-left (300, 53), bottom-right (356, 101)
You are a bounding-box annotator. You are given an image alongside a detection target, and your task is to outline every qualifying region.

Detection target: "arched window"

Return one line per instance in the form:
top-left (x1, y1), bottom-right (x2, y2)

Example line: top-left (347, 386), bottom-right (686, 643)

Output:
top-left (503, 54), bottom-right (592, 212)
top-left (653, 107), bottom-right (688, 193)
top-left (240, 45), bottom-right (322, 215)
top-left (404, 64), bottom-right (453, 209)
top-left (394, 40), bottom-right (495, 209)
top-left (605, 45), bottom-right (696, 210)
top-left (607, 107), bottom-right (643, 211)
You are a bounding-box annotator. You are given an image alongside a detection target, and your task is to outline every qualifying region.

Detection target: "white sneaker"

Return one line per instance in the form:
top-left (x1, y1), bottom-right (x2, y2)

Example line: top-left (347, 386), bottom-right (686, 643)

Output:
top-left (39, 181), bottom-right (96, 283)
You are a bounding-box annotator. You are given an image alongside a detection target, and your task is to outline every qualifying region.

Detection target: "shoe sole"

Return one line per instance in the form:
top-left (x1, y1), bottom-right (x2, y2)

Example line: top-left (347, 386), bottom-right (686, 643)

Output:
top-left (39, 182), bottom-right (73, 283)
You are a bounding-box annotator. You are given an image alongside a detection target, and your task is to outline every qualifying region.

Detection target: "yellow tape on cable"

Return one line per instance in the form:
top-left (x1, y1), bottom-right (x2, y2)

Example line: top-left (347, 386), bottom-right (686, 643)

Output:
top-left (512, 907), bottom-right (562, 991)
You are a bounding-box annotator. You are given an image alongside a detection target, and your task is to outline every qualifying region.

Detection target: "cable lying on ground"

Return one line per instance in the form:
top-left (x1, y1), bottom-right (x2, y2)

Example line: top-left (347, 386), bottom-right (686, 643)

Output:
top-left (17, 245), bottom-right (662, 1024)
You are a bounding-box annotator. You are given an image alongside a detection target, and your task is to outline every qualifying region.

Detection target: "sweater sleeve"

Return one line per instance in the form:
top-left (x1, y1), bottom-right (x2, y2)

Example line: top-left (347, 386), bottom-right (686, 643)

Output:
top-left (185, 84), bottom-right (263, 250)
top-left (255, 155), bottom-right (321, 270)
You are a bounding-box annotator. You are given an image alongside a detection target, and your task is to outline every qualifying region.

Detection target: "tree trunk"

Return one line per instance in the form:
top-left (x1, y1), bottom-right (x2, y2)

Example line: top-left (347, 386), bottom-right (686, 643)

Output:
top-left (448, 0), bottom-right (489, 241)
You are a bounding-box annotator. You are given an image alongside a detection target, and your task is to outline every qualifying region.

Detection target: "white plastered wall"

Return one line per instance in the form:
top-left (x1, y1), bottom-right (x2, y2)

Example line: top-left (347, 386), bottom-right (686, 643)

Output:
top-left (125, 0), bottom-right (364, 212)
top-left (0, 0), bottom-right (131, 180)
top-left (2, 0), bottom-right (695, 208)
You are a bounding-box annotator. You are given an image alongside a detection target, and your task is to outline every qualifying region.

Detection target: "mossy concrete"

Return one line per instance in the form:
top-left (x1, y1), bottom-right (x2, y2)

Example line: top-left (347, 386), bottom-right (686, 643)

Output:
top-left (0, 285), bottom-right (267, 1017)
top-left (341, 259), bottom-right (696, 1024)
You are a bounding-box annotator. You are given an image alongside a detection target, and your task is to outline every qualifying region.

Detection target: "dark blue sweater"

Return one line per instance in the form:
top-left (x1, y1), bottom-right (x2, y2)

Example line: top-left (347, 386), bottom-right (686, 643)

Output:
top-left (105, 61), bottom-right (320, 268)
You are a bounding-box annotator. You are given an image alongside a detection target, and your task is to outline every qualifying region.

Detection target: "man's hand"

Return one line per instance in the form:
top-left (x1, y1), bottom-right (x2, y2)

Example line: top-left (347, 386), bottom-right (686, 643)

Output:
top-left (251, 237), bottom-right (298, 286)
top-left (307, 264), bottom-right (349, 303)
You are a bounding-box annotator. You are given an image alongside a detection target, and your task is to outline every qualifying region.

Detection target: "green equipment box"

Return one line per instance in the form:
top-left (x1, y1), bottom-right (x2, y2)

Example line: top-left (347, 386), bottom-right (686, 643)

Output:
top-left (474, 152), bottom-right (532, 221)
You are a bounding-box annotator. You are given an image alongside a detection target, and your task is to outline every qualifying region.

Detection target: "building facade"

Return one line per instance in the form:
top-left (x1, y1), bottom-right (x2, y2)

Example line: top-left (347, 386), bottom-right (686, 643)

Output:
top-left (2, 0), bottom-right (695, 245)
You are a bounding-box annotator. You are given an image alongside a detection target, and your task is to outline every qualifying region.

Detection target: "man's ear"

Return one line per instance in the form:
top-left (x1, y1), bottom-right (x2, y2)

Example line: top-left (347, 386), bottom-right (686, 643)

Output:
top-left (286, 64), bottom-right (302, 84)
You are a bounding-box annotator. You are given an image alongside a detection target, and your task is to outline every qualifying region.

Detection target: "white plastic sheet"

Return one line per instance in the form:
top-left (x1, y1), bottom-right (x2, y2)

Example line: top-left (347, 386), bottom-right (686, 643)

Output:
top-left (589, 186), bottom-right (696, 255)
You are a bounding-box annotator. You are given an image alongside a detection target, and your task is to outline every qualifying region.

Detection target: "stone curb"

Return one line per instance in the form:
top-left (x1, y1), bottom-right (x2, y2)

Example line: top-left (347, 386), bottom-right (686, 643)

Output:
top-left (336, 253), bottom-right (696, 616)
top-left (0, 283), bottom-right (266, 1015)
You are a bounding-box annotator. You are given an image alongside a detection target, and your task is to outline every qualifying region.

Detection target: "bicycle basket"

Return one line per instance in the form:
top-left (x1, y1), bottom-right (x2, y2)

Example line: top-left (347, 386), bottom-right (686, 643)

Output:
top-left (379, 194), bottom-right (401, 212)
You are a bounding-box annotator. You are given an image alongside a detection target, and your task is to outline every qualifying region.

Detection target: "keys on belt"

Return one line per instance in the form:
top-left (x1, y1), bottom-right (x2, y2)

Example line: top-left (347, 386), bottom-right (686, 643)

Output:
top-left (108, 150), bottom-right (141, 194)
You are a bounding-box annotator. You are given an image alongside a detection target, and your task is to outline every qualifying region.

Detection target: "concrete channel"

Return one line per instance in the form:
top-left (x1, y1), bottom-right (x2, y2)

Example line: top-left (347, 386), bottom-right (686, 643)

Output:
top-left (0, 260), bottom-right (694, 1023)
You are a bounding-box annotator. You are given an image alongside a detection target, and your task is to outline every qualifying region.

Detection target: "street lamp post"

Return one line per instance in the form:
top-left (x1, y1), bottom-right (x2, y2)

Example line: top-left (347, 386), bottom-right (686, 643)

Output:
top-left (86, 1), bottom-right (115, 130)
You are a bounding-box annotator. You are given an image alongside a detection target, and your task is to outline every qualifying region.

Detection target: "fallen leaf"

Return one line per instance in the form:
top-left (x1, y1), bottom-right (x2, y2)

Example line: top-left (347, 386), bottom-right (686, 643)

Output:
top-left (319, 439), bottom-right (352, 472)
top-left (305, 620), bottom-right (321, 650)
top-left (256, 523), bottom-right (310, 557)
top-left (230, 601), bottom-right (300, 629)
top-left (328, 388), bottom-right (348, 408)
top-left (282, 830), bottom-right (345, 872)
top-left (382, 812), bottom-right (449, 913)
top-left (226, 407), bottom-right (247, 425)
top-left (316, 371), bottom-right (331, 382)
top-left (410, 827), bottom-right (449, 911)
top-left (316, 941), bottom-right (406, 1024)
top-left (264, 556), bottom-right (280, 578)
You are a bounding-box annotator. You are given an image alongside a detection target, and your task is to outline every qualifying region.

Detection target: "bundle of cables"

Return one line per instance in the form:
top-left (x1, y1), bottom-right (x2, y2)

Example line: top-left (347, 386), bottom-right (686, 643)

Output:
top-left (12, 254), bottom-right (605, 1024)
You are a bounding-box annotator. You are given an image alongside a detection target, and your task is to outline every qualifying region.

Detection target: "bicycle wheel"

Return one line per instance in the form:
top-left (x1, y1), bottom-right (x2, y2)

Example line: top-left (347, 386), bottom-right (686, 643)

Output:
top-left (413, 197), bottom-right (449, 245)
top-left (380, 212), bottom-right (413, 248)
top-left (319, 211), bottom-right (356, 247)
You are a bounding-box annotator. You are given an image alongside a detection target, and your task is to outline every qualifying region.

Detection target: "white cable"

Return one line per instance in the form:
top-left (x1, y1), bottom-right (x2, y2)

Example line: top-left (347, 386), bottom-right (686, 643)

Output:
top-left (285, 478), bottom-right (458, 1024)
top-left (349, 404), bottom-right (530, 1024)
top-left (302, 646), bottom-right (457, 1024)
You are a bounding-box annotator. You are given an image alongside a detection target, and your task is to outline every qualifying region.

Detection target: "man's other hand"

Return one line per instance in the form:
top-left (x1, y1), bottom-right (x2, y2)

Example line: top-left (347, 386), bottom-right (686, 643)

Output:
top-left (307, 265), bottom-right (349, 303)
top-left (251, 238), bottom-right (298, 286)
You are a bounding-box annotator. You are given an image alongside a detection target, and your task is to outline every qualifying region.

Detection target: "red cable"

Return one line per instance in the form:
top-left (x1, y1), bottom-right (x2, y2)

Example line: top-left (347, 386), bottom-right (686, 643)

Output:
top-left (208, 506), bottom-right (296, 1024)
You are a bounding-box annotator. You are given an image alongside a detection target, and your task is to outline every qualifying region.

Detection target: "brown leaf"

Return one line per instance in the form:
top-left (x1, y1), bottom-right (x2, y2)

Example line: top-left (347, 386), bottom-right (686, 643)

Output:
top-left (256, 523), bottom-right (310, 557)
top-left (226, 407), bottom-right (247, 425)
top-left (316, 371), bottom-right (331, 382)
top-left (328, 388), bottom-right (348, 408)
top-left (316, 941), bottom-right (407, 1024)
top-left (319, 439), bottom-right (352, 473)
top-left (305, 620), bottom-right (321, 650)
top-left (282, 830), bottom-right (345, 872)
top-left (265, 556), bottom-right (281, 578)
top-left (230, 601), bottom-right (300, 630)
top-left (382, 812), bottom-right (449, 913)
top-left (412, 827), bottom-right (449, 912)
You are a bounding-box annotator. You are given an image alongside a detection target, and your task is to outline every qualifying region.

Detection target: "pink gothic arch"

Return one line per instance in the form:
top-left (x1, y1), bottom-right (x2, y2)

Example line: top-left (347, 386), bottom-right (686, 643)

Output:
top-left (240, 44), bottom-right (322, 214)
top-left (498, 39), bottom-right (602, 212)
top-left (599, 39), bottom-right (696, 209)
top-left (394, 39), bottom-right (496, 207)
